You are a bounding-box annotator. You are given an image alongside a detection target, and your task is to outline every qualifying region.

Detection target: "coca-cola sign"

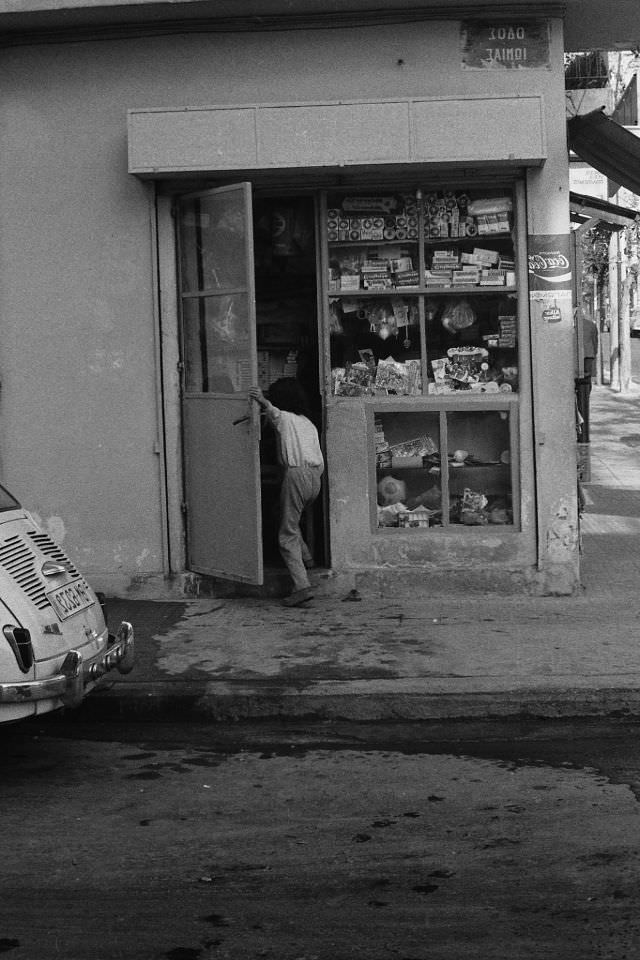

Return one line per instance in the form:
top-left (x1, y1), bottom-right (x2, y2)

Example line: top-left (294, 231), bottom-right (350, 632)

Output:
top-left (528, 235), bottom-right (572, 289)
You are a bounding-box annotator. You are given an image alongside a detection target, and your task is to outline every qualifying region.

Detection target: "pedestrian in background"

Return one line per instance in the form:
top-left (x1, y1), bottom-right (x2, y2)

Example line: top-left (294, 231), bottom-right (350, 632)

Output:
top-left (582, 313), bottom-right (599, 393)
top-left (249, 378), bottom-right (324, 607)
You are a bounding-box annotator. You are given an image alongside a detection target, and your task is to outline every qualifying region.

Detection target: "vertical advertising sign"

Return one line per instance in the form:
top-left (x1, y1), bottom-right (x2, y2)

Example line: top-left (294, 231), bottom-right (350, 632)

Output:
top-left (528, 235), bottom-right (573, 327)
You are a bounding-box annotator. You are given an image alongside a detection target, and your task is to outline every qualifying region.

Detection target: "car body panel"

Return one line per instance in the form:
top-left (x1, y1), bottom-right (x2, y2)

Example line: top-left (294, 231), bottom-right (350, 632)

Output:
top-left (0, 495), bottom-right (134, 722)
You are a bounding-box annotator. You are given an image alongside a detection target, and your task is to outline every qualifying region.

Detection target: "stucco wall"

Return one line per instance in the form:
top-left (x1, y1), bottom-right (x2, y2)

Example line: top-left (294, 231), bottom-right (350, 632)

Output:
top-left (0, 48), bottom-right (165, 592)
top-left (0, 17), bottom-right (573, 594)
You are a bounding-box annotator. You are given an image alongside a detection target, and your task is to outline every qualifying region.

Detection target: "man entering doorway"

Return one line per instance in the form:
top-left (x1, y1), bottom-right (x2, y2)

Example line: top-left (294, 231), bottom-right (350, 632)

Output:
top-left (249, 379), bottom-right (324, 608)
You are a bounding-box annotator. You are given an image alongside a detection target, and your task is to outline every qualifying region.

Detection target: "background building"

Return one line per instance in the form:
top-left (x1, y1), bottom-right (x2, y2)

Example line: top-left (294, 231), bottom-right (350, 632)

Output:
top-left (0, 1), bottom-right (638, 600)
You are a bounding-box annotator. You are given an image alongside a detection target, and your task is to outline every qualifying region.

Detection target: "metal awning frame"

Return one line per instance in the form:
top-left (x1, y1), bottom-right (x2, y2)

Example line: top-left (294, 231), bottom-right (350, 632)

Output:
top-left (570, 190), bottom-right (640, 232)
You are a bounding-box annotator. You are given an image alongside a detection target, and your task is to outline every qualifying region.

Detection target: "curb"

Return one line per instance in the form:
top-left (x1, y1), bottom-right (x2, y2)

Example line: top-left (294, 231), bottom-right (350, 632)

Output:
top-left (75, 679), bottom-right (640, 723)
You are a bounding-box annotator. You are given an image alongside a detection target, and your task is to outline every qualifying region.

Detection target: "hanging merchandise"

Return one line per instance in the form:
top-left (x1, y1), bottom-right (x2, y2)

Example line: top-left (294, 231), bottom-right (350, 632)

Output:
top-left (378, 318), bottom-right (391, 341)
top-left (368, 303), bottom-right (398, 340)
top-left (389, 296), bottom-right (415, 348)
top-left (329, 300), bottom-right (344, 335)
top-left (441, 298), bottom-right (476, 333)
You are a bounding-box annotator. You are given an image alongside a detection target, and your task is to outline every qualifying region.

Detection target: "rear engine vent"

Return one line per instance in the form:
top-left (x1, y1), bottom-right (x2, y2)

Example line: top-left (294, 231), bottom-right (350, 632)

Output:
top-left (0, 531), bottom-right (79, 612)
top-left (28, 532), bottom-right (79, 578)
top-left (0, 535), bottom-right (50, 610)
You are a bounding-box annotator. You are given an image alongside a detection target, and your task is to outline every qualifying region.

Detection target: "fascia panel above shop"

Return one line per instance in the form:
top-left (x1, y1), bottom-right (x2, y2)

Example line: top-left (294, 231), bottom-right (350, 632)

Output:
top-left (127, 97), bottom-right (546, 176)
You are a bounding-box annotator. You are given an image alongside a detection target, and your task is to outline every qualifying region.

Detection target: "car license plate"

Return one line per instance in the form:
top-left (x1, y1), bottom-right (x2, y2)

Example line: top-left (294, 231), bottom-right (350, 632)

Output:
top-left (46, 579), bottom-right (94, 621)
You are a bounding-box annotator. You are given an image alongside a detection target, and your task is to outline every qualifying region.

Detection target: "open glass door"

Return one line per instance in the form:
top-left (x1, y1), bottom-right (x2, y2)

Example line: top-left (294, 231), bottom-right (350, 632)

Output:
top-left (176, 183), bottom-right (263, 584)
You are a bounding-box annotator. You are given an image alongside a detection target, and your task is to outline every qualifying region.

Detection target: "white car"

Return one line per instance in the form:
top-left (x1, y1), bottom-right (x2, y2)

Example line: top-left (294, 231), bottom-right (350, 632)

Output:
top-left (0, 484), bottom-right (134, 722)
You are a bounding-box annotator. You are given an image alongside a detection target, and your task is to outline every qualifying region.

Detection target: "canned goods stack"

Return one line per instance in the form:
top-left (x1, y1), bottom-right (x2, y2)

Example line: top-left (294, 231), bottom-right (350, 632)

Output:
top-left (327, 211), bottom-right (419, 242)
top-left (422, 191), bottom-right (476, 239)
top-left (327, 192), bottom-right (511, 241)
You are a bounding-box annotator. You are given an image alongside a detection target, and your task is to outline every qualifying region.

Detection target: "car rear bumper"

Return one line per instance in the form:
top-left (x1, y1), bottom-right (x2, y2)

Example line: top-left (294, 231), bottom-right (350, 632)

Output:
top-left (0, 621), bottom-right (134, 707)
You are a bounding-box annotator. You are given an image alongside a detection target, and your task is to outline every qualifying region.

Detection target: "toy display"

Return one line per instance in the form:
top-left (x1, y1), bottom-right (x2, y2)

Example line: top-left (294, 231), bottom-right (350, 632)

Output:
top-left (430, 346), bottom-right (518, 393)
top-left (374, 410), bottom-right (513, 529)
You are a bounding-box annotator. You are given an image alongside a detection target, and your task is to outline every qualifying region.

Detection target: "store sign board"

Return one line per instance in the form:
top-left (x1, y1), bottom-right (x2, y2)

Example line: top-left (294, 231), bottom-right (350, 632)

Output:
top-left (528, 234), bottom-right (573, 327)
top-left (461, 20), bottom-right (550, 69)
top-left (569, 164), bottom-right (608, 200)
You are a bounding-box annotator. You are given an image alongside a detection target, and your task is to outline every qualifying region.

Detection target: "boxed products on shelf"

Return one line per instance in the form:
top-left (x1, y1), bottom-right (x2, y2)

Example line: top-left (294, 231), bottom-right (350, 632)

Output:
top-left (425, 247), bottom-right (514, 288)
top-left (330, 249), bottom-right (418, 292)
top-left (328, 192), bottom-right (512, 244)
top-left (422, 193), bottom-right (512, 240)
top-left (498, 316), bottom-right (517, 347)
top-left (328, 195), bottom-right (414, 239)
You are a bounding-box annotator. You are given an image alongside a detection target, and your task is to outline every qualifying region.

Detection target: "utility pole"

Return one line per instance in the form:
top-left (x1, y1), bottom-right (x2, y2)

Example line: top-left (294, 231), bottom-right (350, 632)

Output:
top-left (610, 232), bottom-right (621, 390)
top-left (593, 274), bottom-right (603, 384)
top-left (620, 234), bottom-right (632, 391)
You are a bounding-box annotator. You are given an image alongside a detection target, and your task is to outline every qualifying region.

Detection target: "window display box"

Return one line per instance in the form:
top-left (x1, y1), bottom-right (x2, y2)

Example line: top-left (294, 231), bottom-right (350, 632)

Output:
top-left (321, 181), bottom-right (525, 541)
top-left (324, 187), bottom-right (520, 401)
top-left (370, 399), bottom-right (518, 532)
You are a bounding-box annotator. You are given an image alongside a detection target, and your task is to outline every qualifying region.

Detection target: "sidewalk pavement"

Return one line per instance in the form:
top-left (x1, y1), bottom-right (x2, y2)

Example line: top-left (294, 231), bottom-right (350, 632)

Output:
top-left (81, 383), bottom-right (640, 724)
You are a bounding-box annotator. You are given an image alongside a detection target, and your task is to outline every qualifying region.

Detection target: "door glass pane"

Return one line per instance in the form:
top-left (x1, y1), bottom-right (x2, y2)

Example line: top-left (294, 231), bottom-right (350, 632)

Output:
top-left (446, 409), bottom-right (513, 525)
top-left (179, 192), bottom-right (249, 292)
top-left (183, 294), bottom-right (251, 393)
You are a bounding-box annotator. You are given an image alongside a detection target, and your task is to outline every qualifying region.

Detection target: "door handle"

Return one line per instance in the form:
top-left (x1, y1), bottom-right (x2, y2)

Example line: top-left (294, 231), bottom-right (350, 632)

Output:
top-left (233, 415), bottom-right (249, 425)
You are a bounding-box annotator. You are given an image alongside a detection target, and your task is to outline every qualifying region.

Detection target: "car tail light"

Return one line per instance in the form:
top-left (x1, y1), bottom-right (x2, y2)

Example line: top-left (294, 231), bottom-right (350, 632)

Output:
top-left (3, 625), bottom-right (34, 673)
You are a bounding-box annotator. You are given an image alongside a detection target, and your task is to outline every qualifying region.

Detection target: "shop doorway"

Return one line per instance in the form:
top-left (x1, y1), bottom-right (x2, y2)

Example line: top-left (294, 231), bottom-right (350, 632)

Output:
top-left (253, 193), bottom-right (324, 570)
top-left (175, 184), bottom-right (325, 586)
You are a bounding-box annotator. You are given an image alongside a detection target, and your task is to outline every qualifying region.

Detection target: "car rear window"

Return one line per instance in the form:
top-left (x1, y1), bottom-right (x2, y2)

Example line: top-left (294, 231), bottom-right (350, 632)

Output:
top-left (0, 484), bottom-right (21, 512)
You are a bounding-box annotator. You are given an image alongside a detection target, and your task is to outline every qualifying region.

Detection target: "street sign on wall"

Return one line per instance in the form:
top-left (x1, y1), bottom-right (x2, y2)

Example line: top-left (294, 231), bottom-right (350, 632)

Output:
top-left (461, 20), bottom-right (551, 70)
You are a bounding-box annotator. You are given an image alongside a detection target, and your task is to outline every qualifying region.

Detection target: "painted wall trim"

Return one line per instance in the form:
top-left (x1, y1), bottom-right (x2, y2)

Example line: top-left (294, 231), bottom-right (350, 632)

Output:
top-left (128, 96), bottom-right (547, 176)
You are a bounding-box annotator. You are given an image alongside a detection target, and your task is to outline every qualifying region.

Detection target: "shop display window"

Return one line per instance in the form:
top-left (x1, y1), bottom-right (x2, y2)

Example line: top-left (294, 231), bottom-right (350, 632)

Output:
top-left (374, 407), bottom-right (514, 530)
top-left (326, 188), bottom-right (519, 397)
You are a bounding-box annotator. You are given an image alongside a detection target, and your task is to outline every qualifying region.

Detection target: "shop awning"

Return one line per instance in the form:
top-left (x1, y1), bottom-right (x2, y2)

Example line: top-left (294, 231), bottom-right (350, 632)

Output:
top-left (568, 108), bottom-right (640, 197)
top-left (569, 189), bottom-right (640, 230)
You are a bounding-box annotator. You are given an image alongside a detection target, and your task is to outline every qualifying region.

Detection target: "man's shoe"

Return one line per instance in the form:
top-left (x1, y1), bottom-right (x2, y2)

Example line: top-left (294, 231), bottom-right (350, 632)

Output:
top-left (282, 588), bottom-right (314, 607)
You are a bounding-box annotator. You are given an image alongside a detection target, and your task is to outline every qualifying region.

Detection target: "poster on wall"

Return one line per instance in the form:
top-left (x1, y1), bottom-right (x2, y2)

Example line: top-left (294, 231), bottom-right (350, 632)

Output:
top-left (461, 20), bottom-right (550, 69)
top-left (528, 234), bottom-right (573, 327)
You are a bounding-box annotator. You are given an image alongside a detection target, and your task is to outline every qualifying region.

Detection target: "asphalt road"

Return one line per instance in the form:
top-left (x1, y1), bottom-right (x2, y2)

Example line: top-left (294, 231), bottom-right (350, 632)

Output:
top-left (2, 717), bottom-right (640, 960)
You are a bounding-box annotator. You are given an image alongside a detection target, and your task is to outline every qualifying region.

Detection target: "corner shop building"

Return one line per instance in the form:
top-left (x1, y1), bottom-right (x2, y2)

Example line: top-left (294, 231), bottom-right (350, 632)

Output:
top-left (0, 10), bottom-right (580, 598)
